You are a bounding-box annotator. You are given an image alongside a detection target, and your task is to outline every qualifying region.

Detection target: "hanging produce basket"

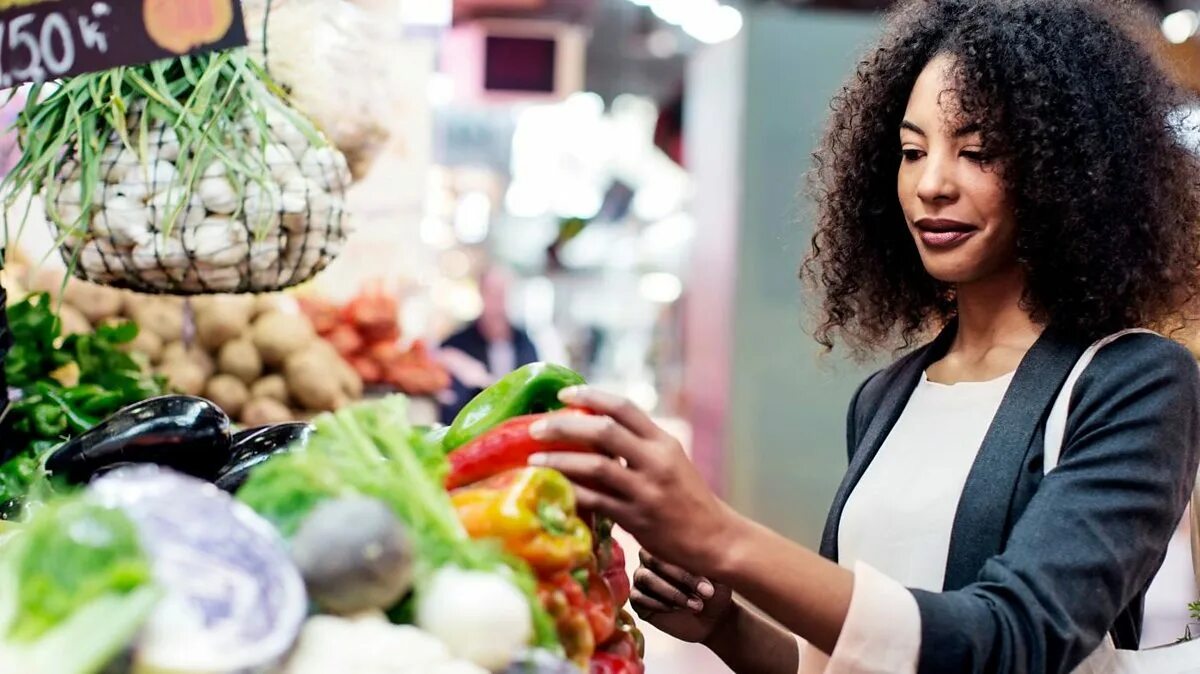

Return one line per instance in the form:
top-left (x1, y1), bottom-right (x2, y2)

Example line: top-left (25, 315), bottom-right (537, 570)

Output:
top-left (5, 51), bottom-right (352, 295)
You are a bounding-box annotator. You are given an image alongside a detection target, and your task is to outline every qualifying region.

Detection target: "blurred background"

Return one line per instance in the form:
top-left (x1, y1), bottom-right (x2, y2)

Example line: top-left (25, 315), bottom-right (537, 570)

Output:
top-left (10, 0), bottom-right (1200, 669)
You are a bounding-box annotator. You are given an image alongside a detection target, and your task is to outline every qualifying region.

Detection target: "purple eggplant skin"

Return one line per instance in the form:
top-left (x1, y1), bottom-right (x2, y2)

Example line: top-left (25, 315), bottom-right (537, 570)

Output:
top-left (45, 395), bottom-right (232, 484)
top-left (214, 422), bottom-right (312, 493)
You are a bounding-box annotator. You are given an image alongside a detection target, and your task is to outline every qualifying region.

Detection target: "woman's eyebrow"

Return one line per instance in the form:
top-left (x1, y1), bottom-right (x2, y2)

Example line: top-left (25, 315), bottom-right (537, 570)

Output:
top-left (955, 122), bottom-right (981, 137)
top-left (900, 120), bottom-right (925, 135)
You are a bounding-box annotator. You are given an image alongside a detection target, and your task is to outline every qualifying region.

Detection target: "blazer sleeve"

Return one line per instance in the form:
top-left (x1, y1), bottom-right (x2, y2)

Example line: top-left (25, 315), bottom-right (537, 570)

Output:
top-left (909, 334), bottom-right (1200, 674)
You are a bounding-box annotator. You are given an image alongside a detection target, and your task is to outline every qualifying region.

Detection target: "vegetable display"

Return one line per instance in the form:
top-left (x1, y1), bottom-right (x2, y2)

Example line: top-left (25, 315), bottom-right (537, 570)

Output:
top-left (0, 292), bottom-right (165, 515)
top-left (5, 49), bottom-right (351, 294)
top-left (0, 352), bottom-right (641, 672)
top-left (299, 288), bottom-right (451, 397)
top-left (10, 270), bottom-right (364, 426)
top-left (440, 363), bottom-right (645, 673)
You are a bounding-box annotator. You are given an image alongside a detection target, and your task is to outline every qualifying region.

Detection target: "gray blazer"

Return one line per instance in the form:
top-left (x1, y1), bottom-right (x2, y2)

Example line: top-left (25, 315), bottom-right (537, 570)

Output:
top-left (818, 323), bottom-right (1200, 674)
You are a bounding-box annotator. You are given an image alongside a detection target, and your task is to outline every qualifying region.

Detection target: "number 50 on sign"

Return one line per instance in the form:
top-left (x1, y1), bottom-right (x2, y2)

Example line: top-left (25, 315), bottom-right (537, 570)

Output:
top-left (0, 0), bottom-right (246, 88)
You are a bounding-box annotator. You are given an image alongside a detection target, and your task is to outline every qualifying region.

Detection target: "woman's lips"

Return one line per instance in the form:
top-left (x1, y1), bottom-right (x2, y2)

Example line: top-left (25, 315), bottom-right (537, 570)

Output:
top-left (919, 229), bottom-right (976, 247)
top-left (915, 219), bottom-right (977, 249)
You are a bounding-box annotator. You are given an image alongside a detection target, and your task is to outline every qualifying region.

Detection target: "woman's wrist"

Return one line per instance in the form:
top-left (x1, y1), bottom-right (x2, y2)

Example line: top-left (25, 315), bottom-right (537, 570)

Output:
top-left (704, 503), bottom-right (757, 584)
top-left (702, 598), bottom-right (801, 673)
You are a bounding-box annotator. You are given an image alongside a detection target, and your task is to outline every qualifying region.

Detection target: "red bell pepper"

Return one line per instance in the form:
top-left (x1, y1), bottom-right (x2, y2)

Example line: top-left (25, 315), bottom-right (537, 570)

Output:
top-left (445, 410), bottom-right (594, 490)
top-left (589, 653), bottom-right (644, 674)
top-left (581, 562), bottom-right (617, 645)
top-left (596, 533), bottom-right (631, 607)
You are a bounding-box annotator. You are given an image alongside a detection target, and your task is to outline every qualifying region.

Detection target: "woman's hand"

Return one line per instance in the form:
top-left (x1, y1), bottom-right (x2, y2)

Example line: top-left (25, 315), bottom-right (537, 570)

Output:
top-left (632, 549), bottom-right (735, 644)
top-left (528, 386), bottom-right (744, 578)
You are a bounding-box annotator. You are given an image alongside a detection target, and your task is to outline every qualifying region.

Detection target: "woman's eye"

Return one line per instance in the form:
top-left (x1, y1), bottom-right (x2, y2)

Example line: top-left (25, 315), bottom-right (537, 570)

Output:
top-left (901, 148), bottom-right (924, 162)
top-left (961, 150), bottom-right (991, 164)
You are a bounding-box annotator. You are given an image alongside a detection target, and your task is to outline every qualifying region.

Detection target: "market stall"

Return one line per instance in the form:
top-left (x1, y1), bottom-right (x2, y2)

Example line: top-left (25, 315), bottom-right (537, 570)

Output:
top-left (0, 2), bottom-right (643, 673)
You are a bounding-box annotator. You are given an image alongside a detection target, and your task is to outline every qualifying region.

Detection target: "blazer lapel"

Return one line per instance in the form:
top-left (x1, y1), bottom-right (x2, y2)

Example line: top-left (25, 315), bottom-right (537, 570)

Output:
top-left (941, 326), bottom-right (1088, 590)
top-left (819, 322), bottom-right (957, 560)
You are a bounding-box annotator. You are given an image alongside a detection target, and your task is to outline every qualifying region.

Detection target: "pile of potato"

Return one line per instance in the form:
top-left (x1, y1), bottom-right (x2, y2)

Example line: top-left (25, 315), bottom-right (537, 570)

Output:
top-left (18, 268), bottom-right (363, 427)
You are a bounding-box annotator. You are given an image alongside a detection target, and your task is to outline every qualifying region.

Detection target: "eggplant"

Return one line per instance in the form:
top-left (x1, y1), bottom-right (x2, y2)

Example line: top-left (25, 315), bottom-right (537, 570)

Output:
top-left (214, 422), bottom-right (312, 493)
top-left (45, 395), bottom-right (232, 484)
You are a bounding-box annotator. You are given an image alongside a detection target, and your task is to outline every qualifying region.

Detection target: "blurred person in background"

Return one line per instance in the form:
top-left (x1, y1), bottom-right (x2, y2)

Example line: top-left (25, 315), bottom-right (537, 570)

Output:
top-left (437, 265), bottom-right (541, 425)
top-left (526, 1), bottom-right (1200, 672)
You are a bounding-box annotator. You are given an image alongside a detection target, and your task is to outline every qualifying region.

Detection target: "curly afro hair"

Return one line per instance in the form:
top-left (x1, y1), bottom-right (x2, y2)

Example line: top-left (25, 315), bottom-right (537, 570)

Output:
top-left (805, 0), bottom-right (1200, 356)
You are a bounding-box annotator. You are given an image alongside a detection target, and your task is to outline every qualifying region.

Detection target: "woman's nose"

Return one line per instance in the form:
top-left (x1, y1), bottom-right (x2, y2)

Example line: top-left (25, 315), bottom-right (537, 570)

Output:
top-left (916, 154), bottom-right (959, 204)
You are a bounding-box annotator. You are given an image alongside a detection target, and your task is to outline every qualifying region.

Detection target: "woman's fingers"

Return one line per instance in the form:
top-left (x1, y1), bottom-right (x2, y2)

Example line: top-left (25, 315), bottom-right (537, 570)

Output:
top-left (566, 482), bottom-right (637, 523)
top-left (631, 588), bottom-right (675, 615)
top-left (634, 566), bottom-right (705, 612)
top-left (529, 452), bottom-right (637, 498)
top-left (559, 386), bottom-right (665, 441)
top-left (640, 548), bottom-right (715, 599)
top-left (530, 413), bottom-right (650, 467)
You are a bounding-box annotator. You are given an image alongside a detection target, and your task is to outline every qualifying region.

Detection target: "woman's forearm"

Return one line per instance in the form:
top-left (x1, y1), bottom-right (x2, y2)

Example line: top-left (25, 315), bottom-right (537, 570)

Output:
top-left (704, 599), bottom-right (802, 673)
top-left (708, 513), bottom-right (856, 655)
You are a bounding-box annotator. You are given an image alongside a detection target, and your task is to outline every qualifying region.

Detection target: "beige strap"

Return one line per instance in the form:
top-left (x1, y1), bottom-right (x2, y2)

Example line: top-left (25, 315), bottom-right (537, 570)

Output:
top-left (1191, 486), bottom-right (1200, 591)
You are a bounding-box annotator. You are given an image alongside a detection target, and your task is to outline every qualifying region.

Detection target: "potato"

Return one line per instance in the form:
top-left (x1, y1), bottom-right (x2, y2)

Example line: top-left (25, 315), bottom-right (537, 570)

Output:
top-left (206, 374), bottom-right (250, 418)
top-left (161, 341), bottom-right (215, 379)
top-left (56, 303), bottom-right (91, 336)
top-left (252, 311), bottom-right (316, 367)
top-left (218, 339), bottom-right (263, 384)
top-left (29, 267), bottom-right (67, 299)
top-left (63, 281), bottom-right (123, 324)
top-left (194, 296), bottom-right (255, 350)
top-left (241, 397), bottom-right (294, 426)
top-left (250, 375), bottom-right (290, 404)
top-left (254, 293), bottom-right (285, 317)
top-left (130, 300), bottom-right (184, 342)
top-left (285, 348), bottom-right (348, 412)
top-left (157, 360), bottom-right (206, 396)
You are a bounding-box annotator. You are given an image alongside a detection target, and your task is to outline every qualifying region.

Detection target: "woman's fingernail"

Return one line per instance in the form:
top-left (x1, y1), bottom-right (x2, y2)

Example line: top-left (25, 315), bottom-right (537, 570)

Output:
top-left (529, 420), bottom-right (550, 439)
top-left (688, 599), bottom-right (704, 612)
top-left (558, 386), bottom-right (581, 403)
top-left (698, 581), bottom-right (715, 598)
top-left (528, 453), bottom-right (549, 466)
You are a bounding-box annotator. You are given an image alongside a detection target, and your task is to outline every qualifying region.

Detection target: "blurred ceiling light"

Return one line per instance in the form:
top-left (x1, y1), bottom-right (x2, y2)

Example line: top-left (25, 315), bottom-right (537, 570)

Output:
top-left (650, 0), bottom-right (690, 25)
top-left (505, 181), bottom-right (550, 218)
top-left (641, 212), bottom-right (696, 250)
top-left (1163, 10), bottom-right (1199, 44)
top-left (454, 192), bottom-right (492, 244)
top-left (552, 185), bottom-right (604, 220)
top-left (401, 0), bottom-right (452, 27)
top-left (639, 272), bottom-right (683, 303)
top-left (646, 28), bottom-right (680, 58)
top-left (420, 216), bottom-right (457, 249)
top-left (427, 72), bottom-right (455, 106)
top-left (684, 4), bottom-right (744, 44)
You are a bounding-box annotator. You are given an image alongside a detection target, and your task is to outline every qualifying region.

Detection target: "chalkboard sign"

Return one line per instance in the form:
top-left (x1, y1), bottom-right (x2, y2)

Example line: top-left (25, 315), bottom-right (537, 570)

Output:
top-left (0, 0), bottom-right (247, 88)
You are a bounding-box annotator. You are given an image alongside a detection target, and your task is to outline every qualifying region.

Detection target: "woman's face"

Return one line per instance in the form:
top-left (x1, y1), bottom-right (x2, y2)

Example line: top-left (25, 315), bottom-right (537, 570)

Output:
top-left (898, 54), bottom-right (1019, 284)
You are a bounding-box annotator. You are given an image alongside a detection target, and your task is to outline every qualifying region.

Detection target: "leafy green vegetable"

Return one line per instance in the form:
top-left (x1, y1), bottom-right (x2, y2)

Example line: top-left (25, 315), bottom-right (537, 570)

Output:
top-left (238, 395), bottom-right (561, 651)
top-left (0, 293), bottom-right (164, 511)
top-left (0, 496), bottom-right (159, 674)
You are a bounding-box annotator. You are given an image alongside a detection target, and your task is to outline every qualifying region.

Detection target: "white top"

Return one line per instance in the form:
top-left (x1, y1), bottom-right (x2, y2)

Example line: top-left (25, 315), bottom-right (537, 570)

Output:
top-left (797, 371), bottom-right (1013, 674)
top-left (838, 371), bottom-right (1014, 591)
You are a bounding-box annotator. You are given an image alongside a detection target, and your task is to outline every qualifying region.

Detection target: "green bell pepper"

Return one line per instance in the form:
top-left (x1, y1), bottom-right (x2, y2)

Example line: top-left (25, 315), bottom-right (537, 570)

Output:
top-left (443, 362), bottom-right (585, 452)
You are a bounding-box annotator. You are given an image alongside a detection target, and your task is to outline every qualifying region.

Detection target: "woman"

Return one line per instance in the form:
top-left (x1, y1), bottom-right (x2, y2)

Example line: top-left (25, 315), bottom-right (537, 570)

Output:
top-left (527, 1), bottom-right (1200, 672)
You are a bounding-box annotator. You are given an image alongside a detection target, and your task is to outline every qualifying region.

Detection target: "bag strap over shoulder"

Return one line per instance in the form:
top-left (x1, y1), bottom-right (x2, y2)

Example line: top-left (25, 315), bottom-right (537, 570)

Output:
top-left (1042, 329), bottom-right (1159, 474)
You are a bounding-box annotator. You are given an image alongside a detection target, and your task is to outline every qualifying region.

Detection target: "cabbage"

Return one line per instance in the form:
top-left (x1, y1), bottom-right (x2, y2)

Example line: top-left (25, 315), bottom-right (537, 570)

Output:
top-left (0, 497), bottom-right (160, 674)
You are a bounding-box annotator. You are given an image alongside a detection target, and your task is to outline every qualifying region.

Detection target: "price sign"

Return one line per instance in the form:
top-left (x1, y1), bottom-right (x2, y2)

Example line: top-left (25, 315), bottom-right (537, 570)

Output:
top-left (0, 0), bottom-right (247, 88)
